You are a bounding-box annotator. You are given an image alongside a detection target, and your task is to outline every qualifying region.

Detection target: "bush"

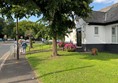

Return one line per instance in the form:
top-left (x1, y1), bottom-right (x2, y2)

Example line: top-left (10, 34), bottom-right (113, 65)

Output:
top-left (58, 42), bottom-right (65, 48)
top-left (64, 43), bottom-right (76, 52)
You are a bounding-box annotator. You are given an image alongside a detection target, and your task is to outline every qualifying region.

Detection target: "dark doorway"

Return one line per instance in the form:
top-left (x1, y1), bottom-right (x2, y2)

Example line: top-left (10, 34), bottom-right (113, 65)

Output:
top-left (77, 30), bottom-right (82, 46)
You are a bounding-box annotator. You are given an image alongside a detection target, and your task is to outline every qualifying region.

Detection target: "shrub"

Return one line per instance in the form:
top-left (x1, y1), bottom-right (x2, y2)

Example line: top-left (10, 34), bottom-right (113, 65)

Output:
top-left (58, 42), bottom-right (65, 48)
top-left (64, 43), bottom-right (76, 52)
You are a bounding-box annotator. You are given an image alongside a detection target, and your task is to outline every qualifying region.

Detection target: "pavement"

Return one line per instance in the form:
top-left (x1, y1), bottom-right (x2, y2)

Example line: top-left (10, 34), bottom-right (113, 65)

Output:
top-left (0, 50), bottom-right (40, 83)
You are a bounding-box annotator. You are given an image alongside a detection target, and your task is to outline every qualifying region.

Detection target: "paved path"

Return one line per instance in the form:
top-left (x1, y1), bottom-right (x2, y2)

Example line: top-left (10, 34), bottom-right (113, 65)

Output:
top-left (0, 43), bottom-right (40, 83)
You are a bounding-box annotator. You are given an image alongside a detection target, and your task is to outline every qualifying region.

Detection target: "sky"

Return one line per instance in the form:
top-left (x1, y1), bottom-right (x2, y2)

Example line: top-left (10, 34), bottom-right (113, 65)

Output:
top-left (22, 0), bottom-right (118, 22)
top-left (90, 0), bottom-right (118, 11)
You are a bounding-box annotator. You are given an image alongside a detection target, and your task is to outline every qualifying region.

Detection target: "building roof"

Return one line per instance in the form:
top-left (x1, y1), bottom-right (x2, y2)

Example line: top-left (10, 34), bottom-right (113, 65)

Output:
top-left (85, 3), bottom-right (118, 24)
top-left (85, 11), bottom-right (105, 23)
top-left (100, 3), bottom-right (118, 12)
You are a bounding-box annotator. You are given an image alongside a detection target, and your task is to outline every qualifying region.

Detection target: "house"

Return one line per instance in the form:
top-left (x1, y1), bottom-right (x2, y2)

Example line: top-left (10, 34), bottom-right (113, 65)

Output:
top-left (65, 3), bottom-right (118, 53)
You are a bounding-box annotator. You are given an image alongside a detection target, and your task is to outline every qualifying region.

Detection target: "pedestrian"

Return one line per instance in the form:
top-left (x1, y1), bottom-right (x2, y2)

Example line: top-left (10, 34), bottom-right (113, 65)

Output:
top-left (21, 41), bottom-right (27, 54)
top-left (3, 35), bottom-right (7, 42)
top-left (18, 39), bottom-right (23, 54)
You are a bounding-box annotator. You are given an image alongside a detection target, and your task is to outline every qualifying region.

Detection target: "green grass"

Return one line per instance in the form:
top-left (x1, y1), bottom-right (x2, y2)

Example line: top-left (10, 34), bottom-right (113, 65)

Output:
top-left (28, 43), bottom-right (52, 51)
top-left (26, 43), bottom-right (52, 54)
top-left (26, 44), bottom-right (118, 83)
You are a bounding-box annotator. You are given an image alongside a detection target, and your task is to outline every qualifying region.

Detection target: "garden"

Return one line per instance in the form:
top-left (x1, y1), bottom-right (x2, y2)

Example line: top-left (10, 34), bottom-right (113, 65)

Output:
top-left (26, 43), bottom-right (118, 83)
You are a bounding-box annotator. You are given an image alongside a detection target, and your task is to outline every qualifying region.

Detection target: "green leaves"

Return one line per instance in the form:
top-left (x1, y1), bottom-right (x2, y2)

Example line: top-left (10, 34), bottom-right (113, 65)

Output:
top-left (0, 0), bottom-right (93, 56)
top-left (0, 0), bottom-right (41, 19)
top-left (1, 18), bottom-right (15, 38)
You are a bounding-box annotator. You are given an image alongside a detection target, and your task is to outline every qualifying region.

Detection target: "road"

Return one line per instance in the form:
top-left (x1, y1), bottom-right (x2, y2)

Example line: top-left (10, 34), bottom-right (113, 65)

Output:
top-left (0, 43), bottom-right (12, 71)
top-left (0, 42), bottom-right (39, 83)
top-left (0, 43), bottom-right (11, 58)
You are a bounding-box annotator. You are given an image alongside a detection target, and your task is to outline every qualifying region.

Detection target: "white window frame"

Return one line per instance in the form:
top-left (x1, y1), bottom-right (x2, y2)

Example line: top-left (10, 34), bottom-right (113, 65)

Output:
top-left (94, 27), bottom-right (99, 36)
top-left (111, 25), bottom-right (118, 43)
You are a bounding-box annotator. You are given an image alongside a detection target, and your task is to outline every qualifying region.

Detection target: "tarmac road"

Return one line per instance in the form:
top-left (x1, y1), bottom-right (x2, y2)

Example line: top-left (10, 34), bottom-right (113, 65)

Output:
top-left (0, 43), bottom-right (12, 71)
top-left (0, 43), bottom-right (11, 58)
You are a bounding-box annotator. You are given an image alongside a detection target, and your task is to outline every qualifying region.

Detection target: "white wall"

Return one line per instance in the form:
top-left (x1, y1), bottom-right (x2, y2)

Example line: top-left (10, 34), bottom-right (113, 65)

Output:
top-left (75, 18), bottom-right (107, 44)
top-left (105, 25), bottom-right (112, 44)
top-left (65, 18), bottom-right (86, 44)
top-left (85, 25), bottom-right (106, 44)
top-left (65, 29), bottom-right (77, 44)
top-left (105, 23), bottom-right (118, 44)
top-left (82, 23), bottom-right (118, 44)
top-left (76, 18), bottom-right (86, 28)
top-left (65, 18), bottom-right (118, 44)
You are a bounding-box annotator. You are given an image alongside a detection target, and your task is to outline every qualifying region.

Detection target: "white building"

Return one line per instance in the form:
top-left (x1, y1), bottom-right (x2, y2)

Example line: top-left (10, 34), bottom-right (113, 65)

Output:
top-left (65, 3), bottom-right (118, 53)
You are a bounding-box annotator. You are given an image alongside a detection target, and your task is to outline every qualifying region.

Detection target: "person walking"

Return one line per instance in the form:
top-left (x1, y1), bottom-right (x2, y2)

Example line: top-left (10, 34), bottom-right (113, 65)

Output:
top-left (21, 41), bottom-right (27, 54)
top-left (18, 38), bottom-right (23, 54)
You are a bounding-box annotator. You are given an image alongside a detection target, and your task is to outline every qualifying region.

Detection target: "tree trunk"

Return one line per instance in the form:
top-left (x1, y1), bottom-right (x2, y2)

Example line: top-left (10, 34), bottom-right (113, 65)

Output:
top-left (29, 36), bottom-right (33, 48)
top-left (16, 17), bottom-right (19, 60)
top-left (52, 37), bottom-right (58, 57)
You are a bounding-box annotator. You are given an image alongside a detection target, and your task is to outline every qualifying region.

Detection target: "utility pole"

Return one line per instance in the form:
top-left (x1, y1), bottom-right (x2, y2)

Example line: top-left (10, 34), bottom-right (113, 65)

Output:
top-left (16, 17), bottom-right (19, 60)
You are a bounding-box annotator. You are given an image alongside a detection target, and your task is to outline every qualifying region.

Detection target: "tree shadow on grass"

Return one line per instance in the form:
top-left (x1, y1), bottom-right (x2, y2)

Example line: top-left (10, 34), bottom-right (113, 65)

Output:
top-left (38, 65), bottom-right (94, 78)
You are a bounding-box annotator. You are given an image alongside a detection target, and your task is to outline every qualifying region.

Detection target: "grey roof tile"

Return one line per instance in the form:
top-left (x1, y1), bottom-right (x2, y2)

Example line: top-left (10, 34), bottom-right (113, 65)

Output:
top-left (85, 3), bottom-right (118, 24)
top-left (85, 11), bottom-right (105, 23)
top-left (106, 5), bottom-right (118, 22)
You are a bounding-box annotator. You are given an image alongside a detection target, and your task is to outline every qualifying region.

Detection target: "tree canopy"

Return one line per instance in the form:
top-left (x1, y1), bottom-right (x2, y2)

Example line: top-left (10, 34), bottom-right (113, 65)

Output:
top-left (0, 17), bottom-right (5, 38)
top-left (2, 19), bottom-right (15, 38)
top-left (0, 0), bottom-right (93, 56)
top-left (0, 0), bottom-right (40, 19)
top-left (32, 0), bottom-right (93, 56)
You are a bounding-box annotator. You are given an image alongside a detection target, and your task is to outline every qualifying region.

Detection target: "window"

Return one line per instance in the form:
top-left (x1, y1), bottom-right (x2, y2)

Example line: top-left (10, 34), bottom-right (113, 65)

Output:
top-left (112, 27), bottom-right (116, 43)
top-left (94, 27), bottom-right (98, 35)
top-left (111, 25), bottom-right (118, 43)
top-left (112, 27), bottom-right (116, 35)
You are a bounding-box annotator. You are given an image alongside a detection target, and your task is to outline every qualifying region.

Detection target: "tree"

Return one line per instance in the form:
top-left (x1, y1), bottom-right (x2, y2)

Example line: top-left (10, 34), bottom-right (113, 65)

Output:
top-left (2, 19), bottom-right (15, 38)
top-left (0, 17), bottom-right (5, 38)
top-left (32, 0), bottom-right (93, 56)
top-left (25, 29), bottom-right (34, 48)
top-left (18, 20), bottom-right (34, 36)
top-left (18, 20), bottom-right (36, 48)
top-left (0, 0), bottom-right (93, 57)
top-left (35, 21), bottom-right (50, 40)
top-left (0, 0), bottom-right (40, 59)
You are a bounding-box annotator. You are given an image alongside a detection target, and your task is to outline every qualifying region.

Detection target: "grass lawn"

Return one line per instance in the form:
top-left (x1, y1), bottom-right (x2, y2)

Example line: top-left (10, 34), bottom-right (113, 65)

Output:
top-left (26, 43), bottom-right (118, 83)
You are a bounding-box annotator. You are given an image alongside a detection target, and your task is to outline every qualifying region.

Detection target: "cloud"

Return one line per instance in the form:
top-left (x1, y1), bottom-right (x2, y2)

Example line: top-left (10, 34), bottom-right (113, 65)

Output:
top-left (93, 0), bottom-right (118, 3)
